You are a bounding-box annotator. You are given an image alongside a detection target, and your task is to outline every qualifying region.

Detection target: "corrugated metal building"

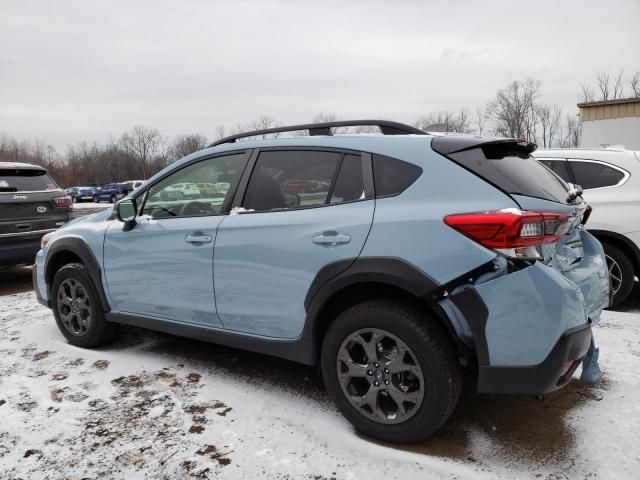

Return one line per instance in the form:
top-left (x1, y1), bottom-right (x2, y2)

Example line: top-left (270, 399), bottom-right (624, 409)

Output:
top-left (578, 98), bottom-right (640, 150)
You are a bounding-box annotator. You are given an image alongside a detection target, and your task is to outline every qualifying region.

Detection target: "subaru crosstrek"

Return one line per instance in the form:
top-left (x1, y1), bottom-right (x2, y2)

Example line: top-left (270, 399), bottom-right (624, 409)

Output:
top-left (33, 120), bottom-right (609, 442)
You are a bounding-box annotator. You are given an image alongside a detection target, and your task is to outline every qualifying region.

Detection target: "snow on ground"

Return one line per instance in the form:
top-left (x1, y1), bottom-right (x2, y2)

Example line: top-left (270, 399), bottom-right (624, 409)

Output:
top-left (71, 203), bottom-right (112, 210)
top-left (1, 292), bottom-right (639, 479)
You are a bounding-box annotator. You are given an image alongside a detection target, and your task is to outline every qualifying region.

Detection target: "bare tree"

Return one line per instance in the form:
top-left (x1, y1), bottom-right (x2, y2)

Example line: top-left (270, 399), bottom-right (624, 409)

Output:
top-left (213, 125), bottom-right (227, 141)
top-left (579, 82), bottom-right (594, 102)
top-left (595, 69), bottom-right (625, 101)
top-left (312, 112), bottom-right (339, 123)
top-left (170, 134), bottom-right (208, 160)
top-left (415, 109), bottom-right (470, 133)
top-left (120, 125), bottom-right (162, 179)
top-left (487, 78), bottom-right (541, 141)
top-left (612, 69), bottom-right (625, 99)
top-left (474, 106), bottom-right (487, 135)
top-left (537, 104), bottom-right (563, 148)
top-left (630, 72), bottom-right (640, 97)
top-left (560, 114), bottom-right (580, 148)
top-left (596, 71), bottom-right (611, 101)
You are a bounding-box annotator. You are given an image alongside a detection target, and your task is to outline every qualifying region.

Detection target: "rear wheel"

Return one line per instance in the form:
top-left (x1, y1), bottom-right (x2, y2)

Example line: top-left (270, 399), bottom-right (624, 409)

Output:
top-left (93, 197), bottom-right (98, 203)
top-left (603, 243), bottom-right (635, 307)
top-left (321, 300), bottom-right (461, 443)
top-left (110, 195), bottom-right (116, 203)
top-left (51, 263), bottom-right (118, 348)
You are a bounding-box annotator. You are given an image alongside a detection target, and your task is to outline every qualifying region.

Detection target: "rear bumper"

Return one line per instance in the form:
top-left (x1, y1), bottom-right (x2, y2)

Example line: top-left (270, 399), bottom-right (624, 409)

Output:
top-left (477, 323), bottom-right (592, 394)
top-left (0, 240), bottom-right (41, 266)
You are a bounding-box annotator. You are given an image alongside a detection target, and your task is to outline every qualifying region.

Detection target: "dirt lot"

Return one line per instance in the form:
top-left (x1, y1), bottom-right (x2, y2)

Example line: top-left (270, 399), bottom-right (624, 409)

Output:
top-left (1, 288), bottom-right (639, 478)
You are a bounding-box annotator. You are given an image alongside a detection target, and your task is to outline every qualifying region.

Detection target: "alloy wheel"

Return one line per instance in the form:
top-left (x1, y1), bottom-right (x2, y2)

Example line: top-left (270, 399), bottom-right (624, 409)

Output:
top-left (336, 328), bottom-right (425, 424)
top-left (56, 278), bottom-right (92, 336)
top-left (605, 254), bottom-right (623, 296)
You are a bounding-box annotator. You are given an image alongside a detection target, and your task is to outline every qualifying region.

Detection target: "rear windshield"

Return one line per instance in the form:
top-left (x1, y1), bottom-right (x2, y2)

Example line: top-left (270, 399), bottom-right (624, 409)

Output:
top-left (448, 146), bottom-right (570, 204)
top-left (0, 169), bottom-right (59, 192)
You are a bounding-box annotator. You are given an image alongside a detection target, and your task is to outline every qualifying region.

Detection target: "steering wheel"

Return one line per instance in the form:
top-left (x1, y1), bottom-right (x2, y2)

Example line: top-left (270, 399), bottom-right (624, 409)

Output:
top-left (179, 201), bottom-right (214, 216)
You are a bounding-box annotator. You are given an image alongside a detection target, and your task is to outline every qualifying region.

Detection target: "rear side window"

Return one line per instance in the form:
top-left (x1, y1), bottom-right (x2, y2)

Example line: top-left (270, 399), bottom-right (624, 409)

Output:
top-left (448, 147), bottom-right (569, 203)
top-left (372, 154), bottom-right (422, 197)
top-left (0, 168), bottom-right (59, 192)
top-left (538, 159), bottom-right (572, 182)
top-left (243, 150), bottom-right (341, 212)
top-left (569, 160), bottom-right (626, 189)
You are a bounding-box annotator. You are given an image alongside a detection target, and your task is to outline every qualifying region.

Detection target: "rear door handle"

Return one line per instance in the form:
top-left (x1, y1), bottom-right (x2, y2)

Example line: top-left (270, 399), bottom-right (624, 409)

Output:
top-left (312, 231), bottom-right (351, 246)
top-left (185, 232), bottom-right (212, 244)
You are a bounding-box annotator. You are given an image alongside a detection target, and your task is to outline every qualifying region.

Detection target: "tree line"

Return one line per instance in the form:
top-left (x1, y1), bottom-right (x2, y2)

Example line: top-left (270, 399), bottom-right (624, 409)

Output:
top-left (1, 69), bottom-right (638, 188)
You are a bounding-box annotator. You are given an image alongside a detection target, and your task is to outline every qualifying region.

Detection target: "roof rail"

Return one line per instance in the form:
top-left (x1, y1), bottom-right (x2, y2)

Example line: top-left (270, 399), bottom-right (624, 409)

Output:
top-left (209, 119), bottom-right (427, 147)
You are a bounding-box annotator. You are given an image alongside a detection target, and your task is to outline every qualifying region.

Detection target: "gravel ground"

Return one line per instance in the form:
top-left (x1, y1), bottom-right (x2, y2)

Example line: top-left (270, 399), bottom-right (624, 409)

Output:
top-left (0, 291), bottom-right (639, 479)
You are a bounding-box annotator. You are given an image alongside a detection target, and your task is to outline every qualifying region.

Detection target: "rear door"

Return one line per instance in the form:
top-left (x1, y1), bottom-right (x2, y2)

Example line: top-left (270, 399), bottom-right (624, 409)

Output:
top-left (213, 149), bottom-right (375, 339)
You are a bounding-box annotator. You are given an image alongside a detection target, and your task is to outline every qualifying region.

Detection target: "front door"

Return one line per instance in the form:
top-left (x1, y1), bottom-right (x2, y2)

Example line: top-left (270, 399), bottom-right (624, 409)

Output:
top-left (103, 152), bottom-right (248, 326)
top-left (214, 149), bottom-right (375, 338)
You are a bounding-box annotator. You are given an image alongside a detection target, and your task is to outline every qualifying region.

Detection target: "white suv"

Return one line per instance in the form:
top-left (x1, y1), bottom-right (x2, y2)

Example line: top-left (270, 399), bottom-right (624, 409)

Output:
top-left (533, 148), bottom-right (640, 305)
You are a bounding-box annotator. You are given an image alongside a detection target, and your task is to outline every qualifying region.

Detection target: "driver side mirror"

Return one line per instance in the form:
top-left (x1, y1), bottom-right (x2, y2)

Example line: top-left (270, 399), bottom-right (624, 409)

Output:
top-left (116, 198), bottom-right (137, 231)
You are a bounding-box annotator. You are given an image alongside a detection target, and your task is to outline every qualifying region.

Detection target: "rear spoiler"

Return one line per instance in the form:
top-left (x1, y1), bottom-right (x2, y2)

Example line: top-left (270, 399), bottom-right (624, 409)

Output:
top-left (431, 136), bottom-right (537, 157)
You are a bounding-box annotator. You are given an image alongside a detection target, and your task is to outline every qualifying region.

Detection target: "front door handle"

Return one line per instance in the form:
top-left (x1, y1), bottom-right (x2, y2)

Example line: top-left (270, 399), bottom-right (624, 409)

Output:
top-left (312, 231), bottom-right (351, 246)
top-left (185, 232), bottom-right (212, 244)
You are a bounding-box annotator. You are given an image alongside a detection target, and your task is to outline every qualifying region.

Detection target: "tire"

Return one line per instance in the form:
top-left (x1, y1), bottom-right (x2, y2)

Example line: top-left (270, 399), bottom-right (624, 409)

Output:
top-left (93, 197), bottom-right (98, 203)
top-left (603, 243), bottom-right (635, 307)
top-left (51, 263), bottom-right (118, 348)
top-left (110, 196), bottom-right (116, 203)
top-left (72, 197), bottom-right (77, 203)
top-left (321, 300), bottom-right (461, 443)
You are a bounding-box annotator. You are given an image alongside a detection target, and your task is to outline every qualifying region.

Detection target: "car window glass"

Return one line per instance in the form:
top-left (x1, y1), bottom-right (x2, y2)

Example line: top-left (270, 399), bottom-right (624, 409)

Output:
top-left (242, 150), bottom-right (341, 212)
top-left (449, 147), bottom-right (569, 203)
top-left (330, 154), bottom-right (365, 204)
top-left (569, 161), bottom-right (625, 189)
top-left (142, 153), bottom-right (245, 218)
top-left (538, 159), bottom-right (572, 182)
top-left (372, 154), bottom-right (422, 197)
top-left (0, 169), bottom-right (59, 192)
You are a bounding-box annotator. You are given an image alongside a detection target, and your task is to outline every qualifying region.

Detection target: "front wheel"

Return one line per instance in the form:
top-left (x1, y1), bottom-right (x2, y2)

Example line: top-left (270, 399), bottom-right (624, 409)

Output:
top-left (93, 197), bottom-right (98, 203)
top-left (321, 300), bottom-right (461, 443)
top-left (51, 263), bottom-right (118, 348)
top-left (603, 243), bottom-right (635, 307)
top-left (110, 196), bottom-right (116, 203)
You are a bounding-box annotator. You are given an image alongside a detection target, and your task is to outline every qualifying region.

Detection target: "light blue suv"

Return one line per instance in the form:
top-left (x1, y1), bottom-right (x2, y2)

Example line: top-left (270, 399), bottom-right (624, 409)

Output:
top-left (33, 120), bottom-right (609, 442)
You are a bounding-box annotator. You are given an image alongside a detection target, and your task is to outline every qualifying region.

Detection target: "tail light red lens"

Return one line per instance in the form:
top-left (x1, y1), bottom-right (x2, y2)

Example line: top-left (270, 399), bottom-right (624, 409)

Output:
top-left (52, 195), bottom-right (72, 208)
top-left (444, 210), bottom-right (569, 259)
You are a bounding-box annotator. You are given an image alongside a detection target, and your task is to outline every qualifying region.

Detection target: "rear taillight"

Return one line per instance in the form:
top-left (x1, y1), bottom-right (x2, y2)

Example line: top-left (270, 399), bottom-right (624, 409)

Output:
top-left (52, 195), bottom-right (72, 208)
top-left (444, 210), bottom-right (569, 260)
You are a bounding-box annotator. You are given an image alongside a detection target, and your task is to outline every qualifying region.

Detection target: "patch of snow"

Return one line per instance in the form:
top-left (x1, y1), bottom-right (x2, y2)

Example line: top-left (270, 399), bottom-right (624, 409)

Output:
top-left (0, 292), bottom-right (638, 479)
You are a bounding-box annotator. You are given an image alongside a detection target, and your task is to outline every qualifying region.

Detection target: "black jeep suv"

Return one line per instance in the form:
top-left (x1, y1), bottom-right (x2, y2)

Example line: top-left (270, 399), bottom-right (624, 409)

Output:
top-left (0, 162), bottom-right (70, 267)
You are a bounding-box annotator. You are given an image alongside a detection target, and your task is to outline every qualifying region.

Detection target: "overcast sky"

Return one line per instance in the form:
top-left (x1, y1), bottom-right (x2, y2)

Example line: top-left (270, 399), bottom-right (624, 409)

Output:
top-left (1, 0), bottom-right (639, 152)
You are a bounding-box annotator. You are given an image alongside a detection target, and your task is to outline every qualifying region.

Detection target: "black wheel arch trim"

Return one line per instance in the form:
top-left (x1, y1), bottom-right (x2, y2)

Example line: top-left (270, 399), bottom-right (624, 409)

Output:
top-left (304, 256), bottom-right (440, 313)
top-left (44, 237), bottom-right (111, 313)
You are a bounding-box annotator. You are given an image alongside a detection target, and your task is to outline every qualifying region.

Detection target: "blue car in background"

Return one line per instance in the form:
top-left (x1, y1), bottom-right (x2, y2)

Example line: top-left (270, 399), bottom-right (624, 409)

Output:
top-left (93, 183), bottom-right (131, 203)
top-left (67, 186), bottom-right (96, 203)
top-left (33, 120), bottom-right (609, 443)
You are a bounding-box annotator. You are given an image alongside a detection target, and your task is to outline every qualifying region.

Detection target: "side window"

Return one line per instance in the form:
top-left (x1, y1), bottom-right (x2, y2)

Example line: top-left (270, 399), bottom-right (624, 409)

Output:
top-left (330, 154), bottom-right (365, 204)
top-left (142, 153), bottom-right (246, 218)
top-left (242, 150), bottom-right (343, 212)
top-left (372, 154), bottom-right (422, 197)
top-left (569, 160), bottom-right (626, 190)
top-left (538, 159), bottom-right (572, 182)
